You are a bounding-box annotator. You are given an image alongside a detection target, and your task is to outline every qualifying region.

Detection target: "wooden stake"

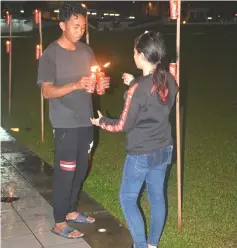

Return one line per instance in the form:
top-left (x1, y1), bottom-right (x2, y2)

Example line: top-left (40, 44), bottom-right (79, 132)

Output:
top-left (8, 14), bottom-right (12, 116)
top-left (86, 14), bottom-right (89, 45)
top-left (175, 0), bottom-right (182, 232)
top-left (39, 11), bottom-right (44, 142)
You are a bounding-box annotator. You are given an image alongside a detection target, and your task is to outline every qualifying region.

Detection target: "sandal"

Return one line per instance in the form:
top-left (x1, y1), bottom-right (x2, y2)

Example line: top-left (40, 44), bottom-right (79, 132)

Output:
top-left (51, 225), bottom-right (84, 239)
top-left (67, 213), bottom-right (95, 224)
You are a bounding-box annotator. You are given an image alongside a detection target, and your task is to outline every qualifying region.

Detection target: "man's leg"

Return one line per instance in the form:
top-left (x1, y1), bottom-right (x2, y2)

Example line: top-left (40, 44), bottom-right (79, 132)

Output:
top-left (67, 126), bottom-right (95, 223)
top-left (52, 128), bottom-right (83, 237)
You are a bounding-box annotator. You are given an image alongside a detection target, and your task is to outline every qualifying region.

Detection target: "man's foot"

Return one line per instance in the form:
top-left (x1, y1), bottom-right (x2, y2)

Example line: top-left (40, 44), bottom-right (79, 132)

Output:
top-left (52, 222), bottom-right (84, 239)
top-left (66, 212), bottom-right (95, 224)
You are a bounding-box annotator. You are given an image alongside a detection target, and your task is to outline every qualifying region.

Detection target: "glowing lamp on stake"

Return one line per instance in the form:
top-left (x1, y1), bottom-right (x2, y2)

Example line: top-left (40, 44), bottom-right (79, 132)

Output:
top-left (36, 44), bottom-right (41, 59)
top-left (6, 11), bottom-right (10, 25)
top-left (34, 9), bottom-right (40, 24)
top-left (169, 0), bottom-right (178, 20)
top-left (6, 40), bottom-right (11, 53)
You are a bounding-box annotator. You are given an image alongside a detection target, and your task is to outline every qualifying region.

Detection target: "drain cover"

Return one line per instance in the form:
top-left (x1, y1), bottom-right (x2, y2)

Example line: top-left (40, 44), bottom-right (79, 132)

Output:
top-left (1, 197), bottom-right (20, 203)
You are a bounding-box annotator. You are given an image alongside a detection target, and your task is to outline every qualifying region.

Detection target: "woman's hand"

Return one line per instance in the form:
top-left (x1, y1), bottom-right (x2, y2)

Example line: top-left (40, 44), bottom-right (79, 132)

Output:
top-left (122, 73), bottom-right (134, 86)
top-left (90, 110), bottom-right (103, 126)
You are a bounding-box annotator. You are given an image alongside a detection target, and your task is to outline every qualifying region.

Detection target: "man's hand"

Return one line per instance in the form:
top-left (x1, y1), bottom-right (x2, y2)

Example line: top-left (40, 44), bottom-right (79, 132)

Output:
top-left (101, 77), bottom-right (110, 89)
top-left (90, 110), bottom-right (103, 126)
top-left (74, 76), bottom-right (96, 91)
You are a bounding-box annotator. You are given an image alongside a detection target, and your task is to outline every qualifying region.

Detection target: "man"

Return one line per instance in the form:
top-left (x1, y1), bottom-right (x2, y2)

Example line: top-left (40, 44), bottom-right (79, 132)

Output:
top-left (37, 3), bottom-right (109, 239)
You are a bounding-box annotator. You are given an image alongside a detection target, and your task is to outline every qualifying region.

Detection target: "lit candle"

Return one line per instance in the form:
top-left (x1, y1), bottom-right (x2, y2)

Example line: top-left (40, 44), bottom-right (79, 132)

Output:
top-left (169, 0), bottom-right (178, 20)
top-left (34, 9), bottom-right (39, 24)
top-left (87, 66), bottom-right (98, 93)
top-left (5, 11), bottom-right (10, 25)
top-left (36, 44), bottom-right (41, 59)
top-left (96, 71), bottom-right (106, 95)
top-left (169, 62), bottom-right (177, 81)
top-left (6, 40), bottom-right (10, 53)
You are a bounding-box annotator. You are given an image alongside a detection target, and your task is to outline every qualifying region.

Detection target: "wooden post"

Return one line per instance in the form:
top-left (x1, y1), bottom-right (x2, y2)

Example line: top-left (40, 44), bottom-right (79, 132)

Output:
top-left (8, 14), bottom-right (12, 116)
top-left (39, 11), bottom-right (44, 143)
top-left (175, 0), bottom-right (182, 232)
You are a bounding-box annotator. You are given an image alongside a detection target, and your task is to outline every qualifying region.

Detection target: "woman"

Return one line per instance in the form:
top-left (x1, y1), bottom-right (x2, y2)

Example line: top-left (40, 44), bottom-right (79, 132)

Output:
top-left (91, 31), bottom-right (177, 248)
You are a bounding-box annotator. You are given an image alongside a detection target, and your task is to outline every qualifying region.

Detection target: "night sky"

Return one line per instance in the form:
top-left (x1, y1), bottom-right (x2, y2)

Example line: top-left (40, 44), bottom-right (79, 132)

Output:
top-left (1, 1), bottom-right (237, 17)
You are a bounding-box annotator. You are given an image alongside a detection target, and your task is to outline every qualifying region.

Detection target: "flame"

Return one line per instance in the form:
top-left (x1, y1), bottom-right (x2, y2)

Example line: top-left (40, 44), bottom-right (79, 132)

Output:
top-left (34, 9), bottom-right (38, 13)
top-left (81, 3), bottom-right (87, 8)
top-left (103, 62), bottom-right (110, 68)
top-left (90, 65), bottom-right (100, 72)
top-left (11, 128), bottom-right (19, 132)
top-left (6, 40), bottom-right (10, 45)
top-left (7, 186), bottom-right (14, 198)
top-left (6, 11), bottom-right (9, 15)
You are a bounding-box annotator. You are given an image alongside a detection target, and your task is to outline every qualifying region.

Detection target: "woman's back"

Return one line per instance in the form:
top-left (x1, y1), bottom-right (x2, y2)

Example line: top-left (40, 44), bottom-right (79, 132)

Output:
top-left (125, 72), bottom-right (176, 155)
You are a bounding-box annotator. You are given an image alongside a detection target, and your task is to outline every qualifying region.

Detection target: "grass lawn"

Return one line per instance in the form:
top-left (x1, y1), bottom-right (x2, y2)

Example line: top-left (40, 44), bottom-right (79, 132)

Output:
top-left (1, 25), bottom-right (237, 248)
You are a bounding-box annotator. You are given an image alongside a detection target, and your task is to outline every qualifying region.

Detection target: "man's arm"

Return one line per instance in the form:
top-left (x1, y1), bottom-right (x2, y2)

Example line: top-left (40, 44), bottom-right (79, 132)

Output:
top-left (41, 77), bottom-right (94, 99)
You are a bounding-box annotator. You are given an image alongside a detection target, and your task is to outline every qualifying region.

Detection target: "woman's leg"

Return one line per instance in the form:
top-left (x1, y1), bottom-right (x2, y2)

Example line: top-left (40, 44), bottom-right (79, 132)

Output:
top-left (119, 154), bottom-right (149, 248)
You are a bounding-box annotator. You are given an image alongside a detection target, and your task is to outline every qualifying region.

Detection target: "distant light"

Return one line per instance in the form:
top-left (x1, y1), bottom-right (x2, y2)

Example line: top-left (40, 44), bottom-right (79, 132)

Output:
top-left (54, 9), bottom-right (60, 13)
top-left (110, 13), bottom-right (115, 16)
top-left (133, 1), bottom-right (135, 3)
top-left (104, 13), bottom-right (109, 16)
top-left (235, 13), bottom-right (237, 17)
top-left (218, 15), bottom-right (220, 18)
top-left (11, 128), bottom-right (19, 132)
top-left (20, 10), bottom-right (24, 13)
top-left (91, 12), bottom-right (97, 15)
top-left (101, 16), bottom-right (104, 19)
top-left (87, 12), bottom-right (90, 15)
top-left (129, 16), bottom-right (135, 19)
top-left (98, 228), bottom-right (106, 233)
top-left (182, 21), bottom-right (186, 24)
top-left (115, 14), bottom-right (120, 16)
top-left (81, 3), bottom-right (87, 8)
top-left (207, 17), bottom-right (212, 20)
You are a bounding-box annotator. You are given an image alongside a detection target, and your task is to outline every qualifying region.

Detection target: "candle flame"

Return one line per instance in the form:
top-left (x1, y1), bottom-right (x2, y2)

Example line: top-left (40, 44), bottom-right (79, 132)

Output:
top-left (7, 186), bottom-right (14, 198)
top-left (103, 62), bottom-right (110, 68)
top-left (36, 44), bottom-right (40, 49)
top-left (34, 9), bottom-right (38, 13)
top-left (91, 65), bottom-right (100, 72)
top-left (11, 128), bottom-right (19, 132)
top-left (6, 11), bottom-right (9, 15)
top-left (81, 3), bottom-right (87, 8)
top-left (6, 40), bottom-right (10, 45)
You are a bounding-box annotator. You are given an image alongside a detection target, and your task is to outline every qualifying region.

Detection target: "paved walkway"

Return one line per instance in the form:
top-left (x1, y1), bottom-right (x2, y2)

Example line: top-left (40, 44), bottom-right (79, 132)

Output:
top-left (1, 129), bottom-right (91, 248)
top-left (1, 127), bottom-right (132, 248)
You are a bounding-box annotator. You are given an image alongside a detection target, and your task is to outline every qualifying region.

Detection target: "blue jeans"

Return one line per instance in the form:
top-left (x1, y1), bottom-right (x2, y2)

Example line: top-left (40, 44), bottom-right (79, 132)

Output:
top-left (119, 145), bottom-right (173, 248)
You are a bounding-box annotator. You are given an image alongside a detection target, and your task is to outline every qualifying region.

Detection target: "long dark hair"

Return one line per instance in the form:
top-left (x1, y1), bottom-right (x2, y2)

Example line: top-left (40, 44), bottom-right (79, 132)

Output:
top-left (135, 31), bottom-right (168, 103)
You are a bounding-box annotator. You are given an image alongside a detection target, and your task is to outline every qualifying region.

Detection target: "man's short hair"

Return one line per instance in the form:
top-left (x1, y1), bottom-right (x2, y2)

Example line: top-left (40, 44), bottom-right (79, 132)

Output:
top-left (59, 3), bottom-right (87, 22)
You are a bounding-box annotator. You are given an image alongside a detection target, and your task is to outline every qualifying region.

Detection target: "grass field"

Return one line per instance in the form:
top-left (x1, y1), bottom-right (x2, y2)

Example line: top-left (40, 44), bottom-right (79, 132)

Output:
top-left (1, 24), bottom-right (237, 248)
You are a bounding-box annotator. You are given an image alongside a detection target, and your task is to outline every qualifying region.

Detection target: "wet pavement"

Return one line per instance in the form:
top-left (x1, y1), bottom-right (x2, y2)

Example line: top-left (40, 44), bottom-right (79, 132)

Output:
top-left (1, 127), bottom-right (132, 248)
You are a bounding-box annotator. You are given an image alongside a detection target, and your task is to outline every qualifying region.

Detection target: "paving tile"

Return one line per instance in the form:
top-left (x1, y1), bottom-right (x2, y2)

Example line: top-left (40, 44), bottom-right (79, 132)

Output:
top-left (1, 208), bottom-right (22, 223)
top-left (12, 196), bottom-right (51, 211)
top-left (48, 241), bottom-right (92, 248)
top-left (34, 230), bottom-right (84, 247)
top-left (25, 217), bottom-right (55, 233)
top-left (1, 202), bottom-right (15, 213)
top-left (17, 205), bottom-right (54, 221)
top-left (1, 221), bottom-right (32, 239)
top-left (1, 233), bottom-right (43, 248)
